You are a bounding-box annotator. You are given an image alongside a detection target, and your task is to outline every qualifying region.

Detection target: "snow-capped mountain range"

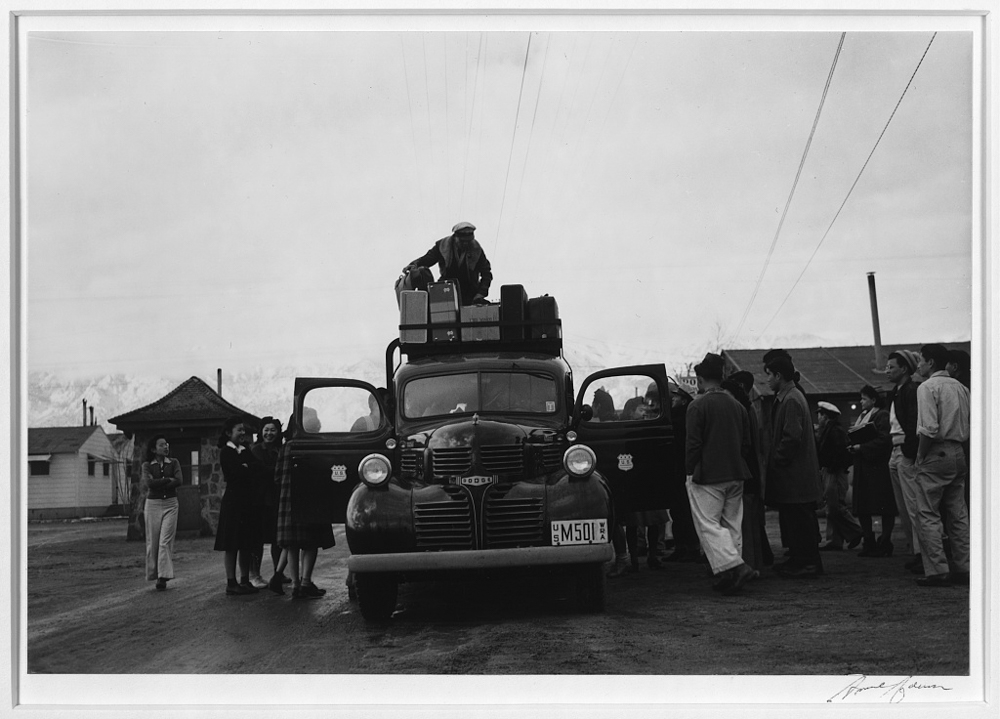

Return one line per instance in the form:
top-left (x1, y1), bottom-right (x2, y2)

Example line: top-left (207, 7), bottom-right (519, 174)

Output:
top-left (26, 332), bottom-right (825, 431)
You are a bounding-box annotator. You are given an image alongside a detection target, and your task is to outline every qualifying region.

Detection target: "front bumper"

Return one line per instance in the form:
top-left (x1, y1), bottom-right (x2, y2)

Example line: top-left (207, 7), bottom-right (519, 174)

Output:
top-left (347, 543), bottom-right (613, 573)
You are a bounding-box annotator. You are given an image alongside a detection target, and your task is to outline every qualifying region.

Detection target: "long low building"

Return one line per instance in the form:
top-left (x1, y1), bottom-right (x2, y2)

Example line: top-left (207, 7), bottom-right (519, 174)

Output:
top-left (722, 341), bottom-right (971, 427)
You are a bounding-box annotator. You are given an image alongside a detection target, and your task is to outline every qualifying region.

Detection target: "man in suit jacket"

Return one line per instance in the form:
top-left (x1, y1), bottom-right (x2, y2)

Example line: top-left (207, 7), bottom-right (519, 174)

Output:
top-left (763, 352), bottom-right (824, 578)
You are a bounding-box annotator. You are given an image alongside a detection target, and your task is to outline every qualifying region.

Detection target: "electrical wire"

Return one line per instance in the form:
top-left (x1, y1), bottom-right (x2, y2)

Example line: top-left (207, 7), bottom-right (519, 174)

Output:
top-left (399, 36), bottom-right (422, 209)
top-left (754, 32), bottom-right (938, 340)
top-left (507, 32), bottom-right (552, 243)
top-left (492, 32), bottom-right (533, 258)
top-left (727, 32), bottom-right (846, 347)
top-left (461, 33), bottom-right (484, 213)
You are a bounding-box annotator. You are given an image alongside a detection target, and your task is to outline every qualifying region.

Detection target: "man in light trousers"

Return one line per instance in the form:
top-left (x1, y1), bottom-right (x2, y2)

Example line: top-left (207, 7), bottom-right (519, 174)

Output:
top-left (913, 343), bottom-right (971, 587)
top-left (685, 353), bottom-right (756, 595)
top-left (885, 349), bottom-right (923, 571)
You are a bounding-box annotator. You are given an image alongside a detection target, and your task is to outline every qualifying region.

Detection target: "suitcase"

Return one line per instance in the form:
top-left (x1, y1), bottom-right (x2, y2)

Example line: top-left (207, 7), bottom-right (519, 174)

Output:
top-left (399, 290), bottom-right (428, 343)
top-left (460, 304), bottom-right (501, 341)
top-left (428, 280), bottom-right (460, 319)
top-left (431, 326), bottom-right (457, 342)
top-left (500, 284), bottom-right (528, 340)
top-left (526, 295), bottom-right (560, 339)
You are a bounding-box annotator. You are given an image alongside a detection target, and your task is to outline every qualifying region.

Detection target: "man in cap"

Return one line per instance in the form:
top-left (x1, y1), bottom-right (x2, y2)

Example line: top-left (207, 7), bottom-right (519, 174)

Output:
top-left (912, 344), bottom-right (971, 587)
top-left (685, 353), bottom-right (756, 594)
top-left (763, 351), bottom-right (824, 578)
top-left (404, 222), bottom-right (493, 306)
top-left (815, 401), bottom-right (863, 551)
top-left (885, 349), bottom-right (923, 571)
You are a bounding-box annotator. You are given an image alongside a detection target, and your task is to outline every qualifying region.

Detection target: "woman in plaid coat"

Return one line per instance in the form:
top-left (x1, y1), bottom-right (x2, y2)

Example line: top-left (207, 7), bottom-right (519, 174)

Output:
top-left (274, 420), bottom-right (335, 600)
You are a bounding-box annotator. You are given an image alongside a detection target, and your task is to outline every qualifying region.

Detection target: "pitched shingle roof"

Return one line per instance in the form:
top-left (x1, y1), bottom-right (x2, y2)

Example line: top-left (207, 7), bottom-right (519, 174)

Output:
top-left (109, 376), bottom-right (258, 426)
top-left (723, 342), bottom-right (972, 397)
top-left (28, 426), bottom-right (104, 455)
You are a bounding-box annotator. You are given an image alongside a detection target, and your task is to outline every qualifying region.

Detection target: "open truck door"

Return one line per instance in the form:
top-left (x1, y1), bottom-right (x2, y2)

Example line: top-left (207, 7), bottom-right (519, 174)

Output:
top-left (286, 378), bottom-right (394, 524)
top-left (572, 365), bottom-right (675, 522)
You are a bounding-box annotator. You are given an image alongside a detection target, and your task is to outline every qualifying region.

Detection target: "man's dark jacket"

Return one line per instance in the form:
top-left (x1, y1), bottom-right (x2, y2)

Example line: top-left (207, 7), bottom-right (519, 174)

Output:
top-left (816, 420), bottom-right (852, 472)
top-left (410, 234), bottom-right (493, 305)
top-left (888, 376), bottom-right (920, 459)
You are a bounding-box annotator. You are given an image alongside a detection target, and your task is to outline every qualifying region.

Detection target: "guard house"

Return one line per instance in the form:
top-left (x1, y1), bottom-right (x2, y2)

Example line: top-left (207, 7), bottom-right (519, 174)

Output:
top-left (109, 376), bottom-right (259, 540)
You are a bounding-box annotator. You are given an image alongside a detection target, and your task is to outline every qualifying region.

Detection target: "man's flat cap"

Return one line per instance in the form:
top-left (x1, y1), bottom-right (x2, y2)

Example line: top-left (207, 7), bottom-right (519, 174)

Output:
top-left (817, 401), bottom-right (841, 415)
top-left (452, 221), bottom-right (476, 235)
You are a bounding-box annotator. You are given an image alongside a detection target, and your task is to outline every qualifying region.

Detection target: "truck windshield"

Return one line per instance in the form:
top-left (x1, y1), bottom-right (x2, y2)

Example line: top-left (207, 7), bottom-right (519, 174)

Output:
top-left (403, 371), bottom-right (558, 419)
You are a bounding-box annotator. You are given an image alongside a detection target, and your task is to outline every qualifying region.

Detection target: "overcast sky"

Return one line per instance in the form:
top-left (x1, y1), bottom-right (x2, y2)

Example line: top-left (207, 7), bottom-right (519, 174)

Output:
top-left (25, 25), bottom-right (973, 380)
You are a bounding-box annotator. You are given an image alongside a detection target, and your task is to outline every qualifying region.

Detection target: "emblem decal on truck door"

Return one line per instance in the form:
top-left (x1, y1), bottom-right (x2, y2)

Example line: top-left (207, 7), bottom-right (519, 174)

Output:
top-left (617, 454), bottom-right (634, 472)
top-left (331, 465), bottom-right (348, 482)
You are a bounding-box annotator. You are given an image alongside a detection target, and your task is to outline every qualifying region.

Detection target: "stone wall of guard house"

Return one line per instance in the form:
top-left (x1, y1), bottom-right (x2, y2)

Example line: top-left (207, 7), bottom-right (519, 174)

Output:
top-left (200, 434), bottom-right (224, 535)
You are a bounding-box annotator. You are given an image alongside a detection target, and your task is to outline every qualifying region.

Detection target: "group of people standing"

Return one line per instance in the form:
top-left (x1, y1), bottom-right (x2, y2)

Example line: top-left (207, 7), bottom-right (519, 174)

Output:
top-left (813, 345), bottom-right (972, 588)
top-left (141, 414), bottom-right (337, 599)
top-left (604, 342), bottom-right (972, 596)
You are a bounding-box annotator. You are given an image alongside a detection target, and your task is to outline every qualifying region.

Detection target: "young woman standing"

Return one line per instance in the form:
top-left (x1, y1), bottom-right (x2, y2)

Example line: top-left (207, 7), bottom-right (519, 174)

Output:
top-left (141, 434), bottom-right (183, 591)
top-left (213, 416), bottom-right (262, 595)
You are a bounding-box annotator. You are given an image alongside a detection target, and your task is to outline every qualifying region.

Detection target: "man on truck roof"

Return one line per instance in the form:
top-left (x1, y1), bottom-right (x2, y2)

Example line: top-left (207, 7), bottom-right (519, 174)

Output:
top-left (403, 221), bottom-right (493, 306)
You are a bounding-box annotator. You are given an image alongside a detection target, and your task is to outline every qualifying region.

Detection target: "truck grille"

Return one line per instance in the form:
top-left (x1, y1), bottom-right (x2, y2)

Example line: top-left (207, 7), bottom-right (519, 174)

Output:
top-left (413, 496), bottom-right (474, 550)
top-left (479, 445), bottom-right (524, 475)
top-left (483, 486), bottom-right (545, 548)
top-left (431, 445), bottom-right (525, 478)
top-left (538, 442), bottom-right (565, 471)
top-left (430, 447), bottom-right (473, 476)
top-left (400, 450), bottom-right (420, 476)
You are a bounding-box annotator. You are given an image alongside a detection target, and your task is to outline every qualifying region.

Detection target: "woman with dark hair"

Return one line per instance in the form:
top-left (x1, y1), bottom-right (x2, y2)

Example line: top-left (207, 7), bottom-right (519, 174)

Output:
top-left (849, 386), bottom-right (897, 557)
top-left (141, 434), bottom-right (183, 591)
top-left (250, 416), bottom-right (289, 594)
top-left (213, 415), bottom-right (262, 595)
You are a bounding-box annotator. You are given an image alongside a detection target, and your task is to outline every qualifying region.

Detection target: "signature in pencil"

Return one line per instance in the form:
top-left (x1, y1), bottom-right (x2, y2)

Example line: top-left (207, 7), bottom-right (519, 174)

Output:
top-left (828, 675), bottom-right (953, 703)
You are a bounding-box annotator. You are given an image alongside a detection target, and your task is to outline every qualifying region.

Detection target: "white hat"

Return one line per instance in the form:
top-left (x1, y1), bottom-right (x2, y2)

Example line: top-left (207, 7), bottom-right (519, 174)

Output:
top-left (817, 401), bottom-right (840, 415)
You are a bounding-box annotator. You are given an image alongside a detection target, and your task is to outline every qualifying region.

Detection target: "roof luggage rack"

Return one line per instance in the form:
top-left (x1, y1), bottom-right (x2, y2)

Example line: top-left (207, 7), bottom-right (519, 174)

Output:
top-left (397, 317), bottom-right (563, 359)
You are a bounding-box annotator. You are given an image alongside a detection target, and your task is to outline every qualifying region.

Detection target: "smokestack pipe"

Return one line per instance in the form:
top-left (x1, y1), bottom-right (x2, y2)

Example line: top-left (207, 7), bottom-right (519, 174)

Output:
top-left (83, 399), bottom-right (87, 427)
top-left (217, 368), bottom-right (223, 396)
top-left (867, 272), bottom-right (885, 371)
top-left (89, 407), bottom-right (95, 426)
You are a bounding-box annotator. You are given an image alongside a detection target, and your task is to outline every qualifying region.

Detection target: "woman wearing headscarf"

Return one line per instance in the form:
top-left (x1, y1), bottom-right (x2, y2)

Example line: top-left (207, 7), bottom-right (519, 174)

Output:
top-left (213, 415), bottom-right (262, 595)
top-left (849, 386), bottom-right (897, 557)
top-left (250, 416), bottom-right (289, 593)
top-left (141, 434), bottom-right (183, 591)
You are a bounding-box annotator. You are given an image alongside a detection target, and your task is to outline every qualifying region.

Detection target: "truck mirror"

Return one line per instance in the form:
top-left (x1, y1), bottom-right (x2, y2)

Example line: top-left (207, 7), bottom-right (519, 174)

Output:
top-left (579, 405), bottom-right (594, 422)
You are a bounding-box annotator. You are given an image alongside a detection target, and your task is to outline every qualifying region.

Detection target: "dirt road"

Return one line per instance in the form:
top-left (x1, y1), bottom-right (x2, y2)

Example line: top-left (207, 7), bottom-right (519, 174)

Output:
top-left (26, 516), bottom-right (969, 675)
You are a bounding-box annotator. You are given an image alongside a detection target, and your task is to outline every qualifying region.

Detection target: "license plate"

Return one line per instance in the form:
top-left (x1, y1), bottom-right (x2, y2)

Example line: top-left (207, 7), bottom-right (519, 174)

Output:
top-left (459, 475), bottom-right (496, 487)
top-left (550, 519), bottom-right (608, 546)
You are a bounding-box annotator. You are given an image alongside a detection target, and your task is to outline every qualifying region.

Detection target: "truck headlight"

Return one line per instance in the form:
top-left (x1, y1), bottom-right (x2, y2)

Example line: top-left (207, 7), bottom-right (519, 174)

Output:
top-left (359, 453), bottom-right (391, 487)
top-left (563, 444), bottom-right (596, 479)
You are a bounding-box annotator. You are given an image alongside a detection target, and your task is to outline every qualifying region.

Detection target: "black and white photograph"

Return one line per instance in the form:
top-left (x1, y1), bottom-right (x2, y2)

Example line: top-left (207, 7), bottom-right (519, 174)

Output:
top-left (8, 2), bottom-right (997, 716)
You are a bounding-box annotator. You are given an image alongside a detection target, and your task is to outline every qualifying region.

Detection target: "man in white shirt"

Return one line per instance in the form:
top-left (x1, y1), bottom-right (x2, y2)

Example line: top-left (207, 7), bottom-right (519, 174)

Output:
top-left (912, 344), bottom-right (971, 587)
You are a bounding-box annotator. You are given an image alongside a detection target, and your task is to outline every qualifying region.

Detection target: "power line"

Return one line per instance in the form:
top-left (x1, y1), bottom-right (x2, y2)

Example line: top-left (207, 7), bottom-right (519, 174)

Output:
top-left (507, 32), bottom-right (552, 244)
top-left (727, 32), bottom-right (846, 347)
top-left (492, 32), bottom-right (533, 258)
top-left (755, 32), bottom-right (938, 340)
top-left (461, 33), bottom-right (484, 213)
top-left (399, 37), bottom-right (422, 210)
